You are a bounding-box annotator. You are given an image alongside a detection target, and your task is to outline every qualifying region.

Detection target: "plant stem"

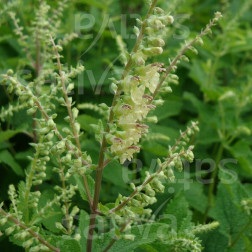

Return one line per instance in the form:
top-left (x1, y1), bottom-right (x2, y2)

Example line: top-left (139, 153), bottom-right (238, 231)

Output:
top-left (0, 208), bottom-right (60, 252)
top-left (86, 1), bottom-right (158, 251)
top-left (204, 144), bottom-right (224, 221)
top-left (57, 155), bottom-right (71, 234)
top-left (9, 13), bottom-right (34, 64)
top-left (32, 32), bottom-right (41, 143)
top-left (153, 18), bottom-right (217, 99)
top-left (24, 137), bottom-right (43, 224)
top-left (50, 36), bottom-right (82, 156)
top-left (50, 36), bottom-right (93, 208)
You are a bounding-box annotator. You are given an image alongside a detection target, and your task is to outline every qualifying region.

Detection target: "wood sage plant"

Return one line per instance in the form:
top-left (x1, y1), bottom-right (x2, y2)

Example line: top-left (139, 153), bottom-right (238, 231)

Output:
top-left (0, 1), bottom-right (222, 251)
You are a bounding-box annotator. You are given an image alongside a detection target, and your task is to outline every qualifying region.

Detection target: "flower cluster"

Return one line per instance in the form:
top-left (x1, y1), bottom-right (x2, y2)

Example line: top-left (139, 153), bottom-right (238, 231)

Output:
top-left (101, 122), bottom-right (200, 237)
top-left (108, 9), bottom-right (174, 164)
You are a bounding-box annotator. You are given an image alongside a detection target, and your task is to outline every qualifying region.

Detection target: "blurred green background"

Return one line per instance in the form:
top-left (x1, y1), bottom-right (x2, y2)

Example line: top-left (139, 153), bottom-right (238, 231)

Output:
top-left (0, 0), bottom-right (252, 251)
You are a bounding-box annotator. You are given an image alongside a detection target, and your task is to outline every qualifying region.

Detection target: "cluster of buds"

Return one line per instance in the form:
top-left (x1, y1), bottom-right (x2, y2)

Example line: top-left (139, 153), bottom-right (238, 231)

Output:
top-left (55, 204), bottom-right (80, 234)
top-left (108, 8), bottom-right (175, 164)
top-left (106, 122), bottom-right (199, 231)
top-left (7, 185), bottom-right (21, 217)
top-left (0, 208), bottom-right (42, 251)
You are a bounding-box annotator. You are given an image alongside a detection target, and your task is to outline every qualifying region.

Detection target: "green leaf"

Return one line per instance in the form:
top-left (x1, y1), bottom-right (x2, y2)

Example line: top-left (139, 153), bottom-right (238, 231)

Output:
top-left (48, 235), bottom-right (81, 252)
top-left (230, 140), bottom-right (252, 176)
top-left (98, 223), bottom-right (170, 252)
top-left (74, 174), bottom-right (95, 202)
top-left (153, 100), bottom-right (182, 121)
top-left (103, 160), bottom-right (129, 188)
top-left (184, 92), bottom-right (218, 126)
top-left (210, 173), bottom-right (251, 249)
top-left (184, 182), bottom-right (208, 214)
top-left (0, 150), bottom-right (24, 176)
top-left (59, 237), bottom-right (81, 252)
top-left (142, 141), bottom-right (168, 156)
top-left (161, 192), bottom-right (192, 231)
top-left (199, 228), bottom-right (228, 252)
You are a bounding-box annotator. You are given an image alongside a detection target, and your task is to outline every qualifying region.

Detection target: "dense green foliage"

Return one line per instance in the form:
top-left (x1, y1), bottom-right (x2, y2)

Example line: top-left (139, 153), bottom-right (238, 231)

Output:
top-left (0, 0), bottom-right (252, 251)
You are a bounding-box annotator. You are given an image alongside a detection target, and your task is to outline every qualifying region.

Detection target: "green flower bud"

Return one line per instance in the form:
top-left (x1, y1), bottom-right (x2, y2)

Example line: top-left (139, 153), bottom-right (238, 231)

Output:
top-left (160, 15), bottom-right (174, 25)
top-left (151, 19), bottom-right (165, 30)
top-left (14, 230), bottom-right (29, 240)
top-left (132, 54), bottom-right (145, 66)
top-left (129, 199), bottom-right (141, 207)
top-left (145, 184), bottom-right (155, 197)
top-left (185, 150), bottom-right (194, 163)
top-left (29, 246), bottom-right (40, 252)
top-left (111, 82), bottom-right (118, 94)
top-left (45, 132), bottom-right (54, 141)
top-left (7, 69), bottom-right (14, 76)
top-left (214, 11), bottom-right (223, 20)
top-left (64, 116), bottom-right (70, 122)
top-left (0, 217), bottom-right (7, 225)
top-left (130, 183), bottom-right (136, 191)
top-left (67, 83), bottom-right (75, 93)
top-left (163, 86), bottom-right (173, 93)
top-left (146, 116), bottom-right (158, 123)
top-left (148, 37), bottom-right (165, 47)
top-left (157, 171), bottom-right (167, 179)
top-left (167, 169), bottom-right (175, 182)
top-left (196, 37), bottom-right (204, 46)
top-left (1, 78), bottom-right (7, 85)
top-left (154, 7), bottom-right (164, 14)
top-left (57, 141), bottom-right (65, 150)
top-left (189, 46), bottom-right (198, 55)
top-left (10, 78), bottom-right (17, 85)
top-left (74, 234), bottom-right (81, 241)
top-left (39, 127), bottom-right (50, 135)
top-left (70, 206), bottom-right (79, 216)
top-left (175, 158), bottom-right (183, 172)
top-left (105, 134), bottom-right (115, 144)
top-left (72, 107), bottom-right (79, 119)
top-left (133, 26), bottom-right (140, 36)
top-left (145, 27), bottom-right (154, 34)
top-left (74, 158), bottom-right (82, 168)
top-left (181, 55), bottom-right (190, 62)
top-left (56, 45), bottom-right (63, 52)
top-left (48, 118), bottom-right (55, 129)
top-left (153, 99), bottom-right (164, 106)
top-left (6, 226), bottom-right (15, 235)
top-left (27, 107), bottom-right (37, 115)
top-left (62, 127), bottom-right (71, 135)
top-left (40, 150), bottom-right (49, 156)
top-left (23, 238), bottom-right (34, 248)
top-left (143, 47), bottom-right (163, 56)
top-left (33, 180), bottom-right (42, 185)
top-left (151, 178), bottom-right (165, 192)
top-left (122, 234), bottom-right (135, 241)
top-left (7, 84), bottom-right (14, 93)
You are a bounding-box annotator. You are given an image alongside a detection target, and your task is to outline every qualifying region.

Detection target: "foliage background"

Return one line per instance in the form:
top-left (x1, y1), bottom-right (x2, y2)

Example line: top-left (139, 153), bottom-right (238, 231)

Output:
top-left (0, 0), bottom-right (252, 251)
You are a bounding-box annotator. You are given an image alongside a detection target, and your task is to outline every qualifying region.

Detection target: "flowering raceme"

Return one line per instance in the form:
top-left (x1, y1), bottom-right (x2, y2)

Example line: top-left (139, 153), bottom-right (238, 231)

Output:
top-left (108, 11), bottom-right (174, 164)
